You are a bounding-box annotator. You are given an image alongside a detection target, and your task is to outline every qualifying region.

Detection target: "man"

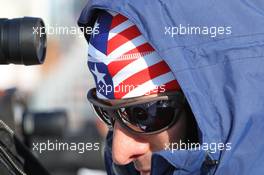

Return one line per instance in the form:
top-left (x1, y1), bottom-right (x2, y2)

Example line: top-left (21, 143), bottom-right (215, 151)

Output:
top-left (79, 1), bottom-right (264, 175)
top-left (85, 11), bottom-right (198, 175)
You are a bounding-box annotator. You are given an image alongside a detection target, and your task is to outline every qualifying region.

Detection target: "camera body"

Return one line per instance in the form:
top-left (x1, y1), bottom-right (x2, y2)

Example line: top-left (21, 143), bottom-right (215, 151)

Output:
top-left (0, 17), bottom-right (49, 175)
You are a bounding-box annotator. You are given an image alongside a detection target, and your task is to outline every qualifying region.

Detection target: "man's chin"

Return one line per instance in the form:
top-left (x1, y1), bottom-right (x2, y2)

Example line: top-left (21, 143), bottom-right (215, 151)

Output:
top-left (134, 165), bottom-right (151, 175)
top-left (139, 171), bottom-right (151, 175)
top-left (133, 154), bottom-right (152, 175)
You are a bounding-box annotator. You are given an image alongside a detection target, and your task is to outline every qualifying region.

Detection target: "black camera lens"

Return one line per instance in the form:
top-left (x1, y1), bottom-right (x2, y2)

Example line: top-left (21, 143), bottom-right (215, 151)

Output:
top-left (0, 17), bottom-right (47, 65)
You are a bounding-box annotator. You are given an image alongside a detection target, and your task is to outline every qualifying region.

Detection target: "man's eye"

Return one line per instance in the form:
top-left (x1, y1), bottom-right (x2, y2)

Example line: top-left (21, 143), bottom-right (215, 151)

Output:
top-left (133, 107), bottom-right (148, 121)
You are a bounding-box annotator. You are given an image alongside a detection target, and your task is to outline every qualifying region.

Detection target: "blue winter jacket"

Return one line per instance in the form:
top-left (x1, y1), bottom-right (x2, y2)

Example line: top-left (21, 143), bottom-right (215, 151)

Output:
top-left (78, 0), bottom-right (264, 175)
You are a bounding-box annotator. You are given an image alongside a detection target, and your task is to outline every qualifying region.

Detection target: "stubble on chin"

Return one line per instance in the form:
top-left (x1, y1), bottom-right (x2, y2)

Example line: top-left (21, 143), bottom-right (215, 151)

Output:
top-left (133, 153), bottom-right (152, 173)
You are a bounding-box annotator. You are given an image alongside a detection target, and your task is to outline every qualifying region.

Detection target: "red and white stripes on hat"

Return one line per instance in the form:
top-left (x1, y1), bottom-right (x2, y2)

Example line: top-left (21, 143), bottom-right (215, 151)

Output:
top-left (88, 11), bottom-right (180, 99)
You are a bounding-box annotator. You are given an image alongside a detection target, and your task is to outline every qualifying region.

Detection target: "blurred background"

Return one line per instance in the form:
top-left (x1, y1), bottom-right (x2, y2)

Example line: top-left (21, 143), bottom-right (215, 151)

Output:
top-left (0, 0), bottom-right (108, 175)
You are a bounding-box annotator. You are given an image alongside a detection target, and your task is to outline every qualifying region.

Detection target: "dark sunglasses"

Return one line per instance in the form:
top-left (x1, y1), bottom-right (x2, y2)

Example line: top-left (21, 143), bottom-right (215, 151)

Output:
top-left (87, 88), bottom-right (186, 135)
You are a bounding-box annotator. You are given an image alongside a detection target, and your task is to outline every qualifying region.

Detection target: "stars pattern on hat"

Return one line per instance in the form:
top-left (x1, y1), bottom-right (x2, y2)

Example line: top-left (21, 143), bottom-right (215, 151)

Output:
top-left (91, 64), bottom-right (106, 85)
top-left (92, 20), bottom-right (100, 38)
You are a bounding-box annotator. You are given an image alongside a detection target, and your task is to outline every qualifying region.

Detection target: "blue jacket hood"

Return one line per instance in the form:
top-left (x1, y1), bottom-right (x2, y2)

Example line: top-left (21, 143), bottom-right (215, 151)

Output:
top-left (78, 0), bottom-right (264, 174)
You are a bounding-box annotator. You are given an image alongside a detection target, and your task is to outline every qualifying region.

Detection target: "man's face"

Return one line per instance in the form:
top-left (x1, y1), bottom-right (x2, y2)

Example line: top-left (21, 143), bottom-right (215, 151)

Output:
top-left (87, 10), bottom-right (186, 175)
top-left (111, 109), bottom-right (187, 175)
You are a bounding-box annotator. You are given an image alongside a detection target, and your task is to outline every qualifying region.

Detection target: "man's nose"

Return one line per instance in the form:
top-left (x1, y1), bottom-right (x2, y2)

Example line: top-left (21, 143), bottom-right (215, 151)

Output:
top-left (111, 122), bottom-right (149, 165)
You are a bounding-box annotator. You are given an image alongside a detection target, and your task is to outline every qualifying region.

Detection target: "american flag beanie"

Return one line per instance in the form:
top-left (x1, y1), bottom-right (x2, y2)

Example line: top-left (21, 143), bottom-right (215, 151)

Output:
top-left (88, 11), bottom-right (180, 99)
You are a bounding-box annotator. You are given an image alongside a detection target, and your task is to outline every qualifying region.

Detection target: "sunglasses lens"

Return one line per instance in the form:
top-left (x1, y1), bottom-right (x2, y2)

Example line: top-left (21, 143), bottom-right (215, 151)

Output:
top-left (118, 100), bottom-right (179, 133)
top-left (92, 105), bottom-right (112, 126)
